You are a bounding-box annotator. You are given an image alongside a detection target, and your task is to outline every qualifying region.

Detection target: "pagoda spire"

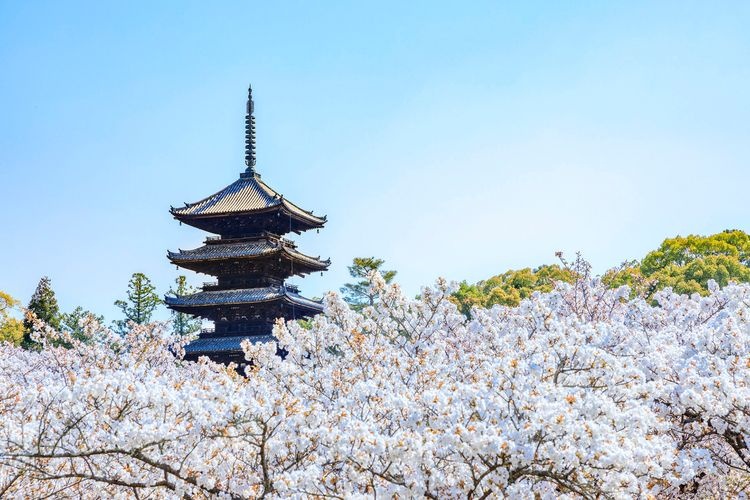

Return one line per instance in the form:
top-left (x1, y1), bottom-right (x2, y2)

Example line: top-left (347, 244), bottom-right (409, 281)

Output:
top-left (244, 85), bottom-right (257, 173)
top-left (168, 87), bottom-right (329, 365)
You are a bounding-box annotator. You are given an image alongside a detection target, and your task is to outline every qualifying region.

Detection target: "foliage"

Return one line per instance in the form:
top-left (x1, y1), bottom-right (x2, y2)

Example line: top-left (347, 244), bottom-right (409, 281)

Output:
top-left (605, 230), bottom-right (750, 299)
top-left (641, 229), bottom-right (750, 271)
top-left (60, 307), bottom-right (104, 344)
top-left (340, 256), bottom-right (397, 310)
top-left (22, 276), bottom-right (60, 348)
top-left (2, 271), bottom-right (750, 497)
top-left (0, 319), bottom-right (24, 347)
top-left (461, 231), bottom-right (750, 312)
top-left (168, 276), bottom-right (201, 335)
top-left (113, 272), bottom-right (161, 333)
top-left (0, 291), bottom-right (24, 346)
top-left (601, 259), bottom-right (651, 297)
top-left (451, 263), bottom-right (576, 316)
top-left (0, 292), bottom-right (18, 317)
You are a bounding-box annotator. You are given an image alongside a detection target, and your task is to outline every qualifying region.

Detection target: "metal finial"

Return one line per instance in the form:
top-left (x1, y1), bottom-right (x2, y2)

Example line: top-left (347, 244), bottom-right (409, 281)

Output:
top-left (244, 85), bottom-right (257, 172)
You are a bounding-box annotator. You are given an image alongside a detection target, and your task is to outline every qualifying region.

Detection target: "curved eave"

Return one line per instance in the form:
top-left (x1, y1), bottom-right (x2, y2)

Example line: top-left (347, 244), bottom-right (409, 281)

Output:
top-left (165, 245), bottom-right (276, 263)
top-left (168, 174), bottom-right (326, 227)
top-left (280, 199), bottom-right (327, 226)
top-left (169, 174), bottom-right (279, 217)
top-left (282, 247), bottom-right (331, 270)
top-left (165, 288), bottom-right (324, 313)
top-left (184, 334), bottom-right (276, 355)
top-left (170, 201), bottom-right (277, 219)
top-left (171, 204), bottom-right (326, 230)
top-left (166, 246), bottom-right (330, 271)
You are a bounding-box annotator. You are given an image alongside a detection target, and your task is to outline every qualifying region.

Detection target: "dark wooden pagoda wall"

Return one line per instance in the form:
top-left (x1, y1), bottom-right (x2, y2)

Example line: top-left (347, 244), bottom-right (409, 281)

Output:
top-left (170, 218), bottom-right (324, 363)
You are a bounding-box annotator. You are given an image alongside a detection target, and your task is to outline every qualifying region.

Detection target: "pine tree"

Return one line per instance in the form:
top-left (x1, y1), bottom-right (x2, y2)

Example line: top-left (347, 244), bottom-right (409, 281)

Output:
top-left (168, 276), bottom-right (201, 335)
top-left (23, 276), bottom-right (61, 348)
top-left (340, 257), bottom-right (397, 311)
top-left (113, 273), bottom-right (161, 333)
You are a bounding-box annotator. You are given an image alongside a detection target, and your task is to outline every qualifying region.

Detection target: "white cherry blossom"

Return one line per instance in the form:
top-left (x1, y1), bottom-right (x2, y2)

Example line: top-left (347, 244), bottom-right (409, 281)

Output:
top-left (1, 272), bottom-right (749, 498)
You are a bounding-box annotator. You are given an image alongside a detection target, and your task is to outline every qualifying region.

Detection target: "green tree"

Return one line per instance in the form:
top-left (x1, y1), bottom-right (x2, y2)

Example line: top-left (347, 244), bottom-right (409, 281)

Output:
top-left (451, 264), bottom-right (576, 316)
top-left (0, 319), bottom-right (24, 346)
top-left (601, 261), bottom-right (652, 298)
top-left (641, 229), bottom-right (750, 273)
top-left (114, 273), bottom-right (161, 333)
top-left (0, 291), bottom-right (24, 346)
top-left (61, 306), bottom-right (104, 344)
top-left (340, 257), bottom-right (397, 311)
top-left (168, 276), bottom-right (201, 335)
top-left (0, 292), bottom-right (17, 317)
top-left (605, 230), bottom-right (750, 300)
top-left (451, 282), bottom-right (486, 316)
top-left (23, 276), bottom-right (61, 348)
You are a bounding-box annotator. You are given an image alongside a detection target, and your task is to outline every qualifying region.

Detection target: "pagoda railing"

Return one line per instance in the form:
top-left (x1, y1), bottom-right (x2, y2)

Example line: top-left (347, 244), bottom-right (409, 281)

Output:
top-left (203, 232), bottom-right (297, 247)
top-left (200, 324), bottom-right (274, 336)
top-left (256, 231), bottom-right (296, 248)
top-left (276, 235), bottom-right (296, 247)
top-left (202, 281), bottom-right (295, 291)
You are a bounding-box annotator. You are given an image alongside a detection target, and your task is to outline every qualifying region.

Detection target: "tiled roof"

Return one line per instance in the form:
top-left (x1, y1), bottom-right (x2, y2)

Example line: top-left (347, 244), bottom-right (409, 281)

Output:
top-left (167, 239), bottom-right (330, 268)
top-left (165, 286), bottom-right (324, 312)
top-left (171, 173), bottom-right (325, 225)
top-left (169, 239), bottom-right (275, 260)
top-left (184, 334), bottom-right (275, 354)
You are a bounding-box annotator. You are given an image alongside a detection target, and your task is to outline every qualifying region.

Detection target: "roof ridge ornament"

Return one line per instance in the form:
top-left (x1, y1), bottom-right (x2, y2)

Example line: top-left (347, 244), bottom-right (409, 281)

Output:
top-left (244, 84), bottom-right (257, 174)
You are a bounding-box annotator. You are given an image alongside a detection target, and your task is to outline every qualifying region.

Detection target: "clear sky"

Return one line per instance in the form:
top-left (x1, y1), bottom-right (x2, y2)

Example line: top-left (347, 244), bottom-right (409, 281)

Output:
top-left (1, 1), bottom-right (749, 322)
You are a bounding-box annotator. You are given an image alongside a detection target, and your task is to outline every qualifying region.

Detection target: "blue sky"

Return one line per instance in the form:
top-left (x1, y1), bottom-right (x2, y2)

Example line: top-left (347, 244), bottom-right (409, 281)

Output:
top-left (1, 1), bottom-right (749, 322)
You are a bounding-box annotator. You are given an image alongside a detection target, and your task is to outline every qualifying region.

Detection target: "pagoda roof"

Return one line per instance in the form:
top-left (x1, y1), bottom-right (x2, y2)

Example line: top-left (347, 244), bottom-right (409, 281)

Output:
top-left (170, 173), bottom-right (326, 227)
top-left (165, 286), bottom-right (323, 312)
top-left (167, 238), bottom-right (330, 270)
top-left (184, 334), bottom-right (275, 355)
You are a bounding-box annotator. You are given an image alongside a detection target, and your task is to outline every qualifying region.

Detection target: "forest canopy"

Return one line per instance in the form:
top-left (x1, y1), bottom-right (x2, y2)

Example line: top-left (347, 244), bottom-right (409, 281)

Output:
top-left (452, 230), bottom-right (750, 315)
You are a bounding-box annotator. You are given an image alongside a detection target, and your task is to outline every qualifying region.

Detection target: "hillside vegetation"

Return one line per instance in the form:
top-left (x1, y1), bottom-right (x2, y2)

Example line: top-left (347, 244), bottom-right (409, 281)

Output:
top-left (452, 230), bottom-right (750, 314)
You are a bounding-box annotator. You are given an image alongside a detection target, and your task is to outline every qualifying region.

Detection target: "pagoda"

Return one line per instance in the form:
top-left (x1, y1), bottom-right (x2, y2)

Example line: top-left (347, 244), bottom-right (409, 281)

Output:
top-left (166, 86), bottom-right (329, 364)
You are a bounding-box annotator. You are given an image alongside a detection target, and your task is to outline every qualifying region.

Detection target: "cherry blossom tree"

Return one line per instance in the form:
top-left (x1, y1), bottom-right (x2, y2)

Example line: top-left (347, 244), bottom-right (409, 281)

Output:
top-left (1, 268), bottom-right (749, 498)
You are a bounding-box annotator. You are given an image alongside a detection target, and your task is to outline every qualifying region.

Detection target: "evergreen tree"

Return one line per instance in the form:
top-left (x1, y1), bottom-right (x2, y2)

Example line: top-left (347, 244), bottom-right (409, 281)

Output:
top-left (23, 277), bottom-right (61, 348)
top-left (61, 306), bottom-right (104, 344)
top-left (113, 273), bottom-right (161, 333)
top-left (168, 276), bottom-right (201, 335)
top-left (340, 257), bottom-right (397, 311)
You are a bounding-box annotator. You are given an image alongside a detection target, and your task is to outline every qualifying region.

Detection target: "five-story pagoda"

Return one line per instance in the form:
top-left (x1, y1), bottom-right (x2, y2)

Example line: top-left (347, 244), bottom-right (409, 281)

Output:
top-left (166, 86), bottom-right (329, 364)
